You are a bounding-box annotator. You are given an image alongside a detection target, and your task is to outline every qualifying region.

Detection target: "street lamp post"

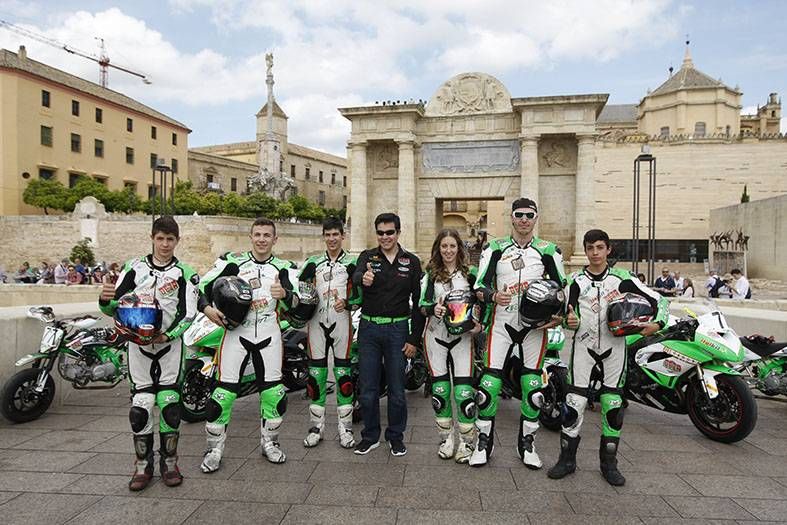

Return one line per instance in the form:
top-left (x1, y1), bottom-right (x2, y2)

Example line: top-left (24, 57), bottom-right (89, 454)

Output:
top-left (151, 158), bottom-right (173, 222)
top-left (632, 145), bottom-right (657, 284)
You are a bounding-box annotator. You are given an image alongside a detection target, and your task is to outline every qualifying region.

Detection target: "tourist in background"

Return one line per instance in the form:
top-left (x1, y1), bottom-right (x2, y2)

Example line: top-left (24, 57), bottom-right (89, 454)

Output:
top-left (54, 259), bottom-right (69, 284)
top-left (729, 269), bottom-right (751, 299)
top-left (653, 267), bottom-right (676, 296)
top-left (682, 278), bottom-right (695, 297)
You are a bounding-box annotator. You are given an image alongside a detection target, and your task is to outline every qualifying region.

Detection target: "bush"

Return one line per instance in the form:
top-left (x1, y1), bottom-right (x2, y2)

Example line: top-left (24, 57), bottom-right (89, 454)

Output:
top-left (70, 238), bottom-right (96, 267)
top-left (22, 178), bottom-right (69, 214)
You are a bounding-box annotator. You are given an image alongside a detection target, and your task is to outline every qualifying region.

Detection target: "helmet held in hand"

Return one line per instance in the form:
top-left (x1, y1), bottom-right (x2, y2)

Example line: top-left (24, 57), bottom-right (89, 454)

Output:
top-left (114, 292), bottom-right (162, 345)
top-left (443, 289), bottom-right (477, 336)
top-left (288, 281), bottom-right (319, 329)
top-left (607, 293), bottom-right (654, 336)
top-left (519, 280), bottom-right (565, 328)
top-left (212, 276), bottom-right (253, 330)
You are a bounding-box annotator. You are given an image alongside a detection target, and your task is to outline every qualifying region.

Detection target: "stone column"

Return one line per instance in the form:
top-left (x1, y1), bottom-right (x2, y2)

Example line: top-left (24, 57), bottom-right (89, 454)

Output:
top-left (573, 134), bottom-right (597, 259)
top-left (519, 135), bottom-right (540, 234)
top-left (397, 140), bottom-right (416, 249)
top-left (349, 141), bottom-right (368, 252)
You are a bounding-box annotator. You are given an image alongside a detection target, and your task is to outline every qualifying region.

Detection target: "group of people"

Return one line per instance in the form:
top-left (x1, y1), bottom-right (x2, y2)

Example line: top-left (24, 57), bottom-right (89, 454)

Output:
top-left (98, 196), bottom-right (668, 493)
top-left (706, 268), bottom-right (751, 299)
top-left (3, 259), bottom-right (120, 285)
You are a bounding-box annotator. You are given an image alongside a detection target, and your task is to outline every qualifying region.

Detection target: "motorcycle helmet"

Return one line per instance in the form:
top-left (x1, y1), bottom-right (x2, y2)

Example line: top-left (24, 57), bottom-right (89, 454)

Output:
top-left (519, 280), bottom-right (565, 328)
top-left (607, 293), bottom-right (654, 337)
top-left (443, 289), bottom-right (477, 336)
top-left (212, 276), bottom-right (253, 329)
top-left (288, 281), bottom-right (319, 329)
top-left (114, 293), bottom-right (162, 345)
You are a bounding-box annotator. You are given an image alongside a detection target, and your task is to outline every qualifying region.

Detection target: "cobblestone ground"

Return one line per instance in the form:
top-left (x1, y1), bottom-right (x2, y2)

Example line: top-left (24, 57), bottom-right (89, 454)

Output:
top-left (1, 383), bottom-right (786, 524)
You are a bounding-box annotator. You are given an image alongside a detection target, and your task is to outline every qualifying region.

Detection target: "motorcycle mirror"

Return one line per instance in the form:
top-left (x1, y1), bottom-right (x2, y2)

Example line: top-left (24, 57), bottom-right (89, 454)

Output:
top-left (683, 307), bottom-right (698, 319)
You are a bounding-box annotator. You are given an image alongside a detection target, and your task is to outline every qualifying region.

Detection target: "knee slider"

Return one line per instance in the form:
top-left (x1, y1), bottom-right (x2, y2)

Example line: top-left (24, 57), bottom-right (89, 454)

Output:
top-left (563, 404), bottom-right (579, 428)
top-left (606, 407), bottom-right (624, 431)
top-left (161, 402), bottom-right (181, 429)
top-left (205, 398), bottom-right (223, 423)
top-left (338, 375), bottom-right (354, 397)
top-left (306, 375), bottom-right (320, 401)
top-left (129, 406), bottom-right (149, 433)
top-left (277, 394), bottom-right (288, 416)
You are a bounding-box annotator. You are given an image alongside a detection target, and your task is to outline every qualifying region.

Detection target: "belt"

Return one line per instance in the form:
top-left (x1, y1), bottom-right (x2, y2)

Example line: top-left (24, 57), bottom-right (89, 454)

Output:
top-left (361, 314), bottom-right (409, 325)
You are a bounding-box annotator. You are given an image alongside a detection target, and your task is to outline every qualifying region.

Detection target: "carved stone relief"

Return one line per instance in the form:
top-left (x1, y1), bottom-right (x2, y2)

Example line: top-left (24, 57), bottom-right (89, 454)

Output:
top-left (422, 140), bottom-right (520, 173)
top-left (374, 143), bottom-right (399, 173)
top-left (426, 73), bottom-right (513, 117)
top-left (538, 138), bottom-right (577, 174)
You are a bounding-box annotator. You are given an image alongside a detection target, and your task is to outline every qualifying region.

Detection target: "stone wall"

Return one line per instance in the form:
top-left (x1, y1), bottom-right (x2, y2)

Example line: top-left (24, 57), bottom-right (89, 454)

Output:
top-left (0, 214), bottom-right (344, 274)
top-left (709, 194), bottom-right (787, 280)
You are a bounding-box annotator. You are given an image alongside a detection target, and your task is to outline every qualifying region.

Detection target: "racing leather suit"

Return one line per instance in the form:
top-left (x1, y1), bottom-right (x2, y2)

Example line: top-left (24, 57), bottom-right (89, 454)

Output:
top-left (473, 236), bottom-right (566, 465)
top-left (562, 265), bottom-right (668, 439)
top-left (419, 267), bottom-right (478, 462)
top-left (99, 255), bottom-right (199, 478)
top-left (298, 250), bottom-right (358, 447)
top-left (197, 251), bottom-right (296, 465)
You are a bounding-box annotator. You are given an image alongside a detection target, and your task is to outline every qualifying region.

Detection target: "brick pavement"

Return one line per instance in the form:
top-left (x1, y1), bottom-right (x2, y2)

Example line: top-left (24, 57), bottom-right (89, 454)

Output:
top-left (1, 383), bottom-right (786, 524)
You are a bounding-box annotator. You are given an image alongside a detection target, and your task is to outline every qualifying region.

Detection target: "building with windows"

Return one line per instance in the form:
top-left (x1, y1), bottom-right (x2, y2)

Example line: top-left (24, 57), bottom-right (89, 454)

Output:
top-left (190, 100), bottom-right (349, 210)
top-left (0, 46), bottom-right (189, 215)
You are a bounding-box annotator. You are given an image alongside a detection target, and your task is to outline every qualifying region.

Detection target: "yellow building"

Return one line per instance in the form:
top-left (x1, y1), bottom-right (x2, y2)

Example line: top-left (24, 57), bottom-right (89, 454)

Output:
top-left (0, 46), bottom-right (190, 215)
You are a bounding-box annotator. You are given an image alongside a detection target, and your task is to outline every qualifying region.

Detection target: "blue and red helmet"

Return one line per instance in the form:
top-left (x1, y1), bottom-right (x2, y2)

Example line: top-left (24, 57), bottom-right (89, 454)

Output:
top-left (114, 293), bottom-right (162, 345)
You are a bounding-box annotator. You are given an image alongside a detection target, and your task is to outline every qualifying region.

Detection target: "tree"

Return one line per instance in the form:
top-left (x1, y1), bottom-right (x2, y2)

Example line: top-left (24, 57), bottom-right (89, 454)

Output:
top-left (104, 187), bottom-right (141, 214)
top-left (70, 238), bottom-right (96, 266)
top-left (22, 178), bottom-right (68, 214)
top-left (741, 184), bottom-right (750, 203)
top-left (243, 192), bottom-right (279, 218)
top-left (65, 177), bottom-right (111, 211)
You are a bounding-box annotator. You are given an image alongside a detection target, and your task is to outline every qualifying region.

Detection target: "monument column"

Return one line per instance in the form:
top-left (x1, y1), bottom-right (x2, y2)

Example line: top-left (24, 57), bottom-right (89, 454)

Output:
top-left (349, 140), bottom-right (369, 252)
top-left (519, 135), bottom-right (540, 233)
top-left (397, 139), bottom-right (416, 248)
top-left (573, 134), bottom-right (597, 259)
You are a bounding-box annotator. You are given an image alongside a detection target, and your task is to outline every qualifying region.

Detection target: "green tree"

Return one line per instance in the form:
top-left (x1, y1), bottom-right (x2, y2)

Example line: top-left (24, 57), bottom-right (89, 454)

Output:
top-left (70, 238), bottom-right (96, 266)
top-left (272, 202), bottom-right (295, 220)
top-left (220, 192), bottom-right (246, 216)
top-left (23, 178), bottom-right (69, 214)
top-left (65, 176), bottom-right (111, 211)
top-left (104, 187), bottom-right (141, 214)
top-left (243, 192), bottom-right (279, 218)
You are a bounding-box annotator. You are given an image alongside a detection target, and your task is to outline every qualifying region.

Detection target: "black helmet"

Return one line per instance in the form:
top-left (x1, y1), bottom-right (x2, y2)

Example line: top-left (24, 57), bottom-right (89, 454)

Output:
top-left (519, 280), bottom-right (565, 328)
top-left (288, 281), bottom-right (319, 329)
top-left (212, 276), bottom-right (252, 330)
top-left (607, 293), bottom-right (653, 336)
top-left (114, 292), bottom-right (162, 345)
top-left (443, 289), bottom-right (476, 336)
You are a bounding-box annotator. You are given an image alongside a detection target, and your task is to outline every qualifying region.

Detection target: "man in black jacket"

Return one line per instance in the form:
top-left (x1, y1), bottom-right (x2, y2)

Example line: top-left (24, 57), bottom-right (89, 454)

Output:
top-left (351, 212), bottom-right (425, 457)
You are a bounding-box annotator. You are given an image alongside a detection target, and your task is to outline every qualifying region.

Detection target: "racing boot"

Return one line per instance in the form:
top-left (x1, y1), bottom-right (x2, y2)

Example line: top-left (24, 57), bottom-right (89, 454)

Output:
top-left (261, 418), bottom-right (286, 464)
top-left (337, 405), bottom-right (356, 449)
top-left (159, 431), bottom-right (183, 487)
top-left (303, 405), bottom-right (325, 448)
top-left (200, 422), bottom-right (226, 474)
top-left (436, 417), bottom-right (455, 459)
top-left (454, 422), bottom-right (475, 464)
top-left (516, 416), bottom-right (542, 470)
top-left (469, 418), bottom-right (494, 467)
top-left (129, 433), bottom-right (154, 491)
top-left (547, 432), bottom-right (581, 479)
top-left (599, 436), bottom-right (626, 486)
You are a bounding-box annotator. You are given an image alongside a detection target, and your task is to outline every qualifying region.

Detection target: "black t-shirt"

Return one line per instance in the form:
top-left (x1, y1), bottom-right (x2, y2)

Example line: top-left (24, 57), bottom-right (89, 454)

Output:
top-left (352, 245), bottom-right (425, 347)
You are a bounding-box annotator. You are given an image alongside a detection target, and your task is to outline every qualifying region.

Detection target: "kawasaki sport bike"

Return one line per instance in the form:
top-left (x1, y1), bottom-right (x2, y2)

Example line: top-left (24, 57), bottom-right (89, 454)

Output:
top-left (737, 334), bottom-right (787, 397)
top-left (1, 306), bottom-right (127, 423)
top-left (179, 313), bottom-right (310, 423)
top-left (625, 302), bottom-right (757, 443)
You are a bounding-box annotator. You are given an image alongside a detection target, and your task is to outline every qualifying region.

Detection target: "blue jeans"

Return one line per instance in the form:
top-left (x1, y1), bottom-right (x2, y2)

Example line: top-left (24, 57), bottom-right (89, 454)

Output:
top-left (358, 318), bottom-right (408, 443)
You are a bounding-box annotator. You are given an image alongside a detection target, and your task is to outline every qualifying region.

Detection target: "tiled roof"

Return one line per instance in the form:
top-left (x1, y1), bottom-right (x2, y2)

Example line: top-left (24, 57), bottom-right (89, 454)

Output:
top-left (598, 104), bottom-right (638, 123)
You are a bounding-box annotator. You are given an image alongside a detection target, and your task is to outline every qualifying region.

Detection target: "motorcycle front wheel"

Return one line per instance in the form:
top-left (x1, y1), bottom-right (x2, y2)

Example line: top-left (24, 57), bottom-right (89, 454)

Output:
top-left (0, 368), bottom-right (56, 423)
top-left (180, 360), bottom-right (215, 423)
top-left (687, 374), bottom-right (758, 443)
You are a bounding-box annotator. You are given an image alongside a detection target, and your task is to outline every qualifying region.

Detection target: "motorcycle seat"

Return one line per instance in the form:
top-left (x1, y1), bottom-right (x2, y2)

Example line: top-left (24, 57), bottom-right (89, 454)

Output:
top-left (740, 336), bottom-right (787, 358)
top-left (64, 316), bottom-right (98, 329)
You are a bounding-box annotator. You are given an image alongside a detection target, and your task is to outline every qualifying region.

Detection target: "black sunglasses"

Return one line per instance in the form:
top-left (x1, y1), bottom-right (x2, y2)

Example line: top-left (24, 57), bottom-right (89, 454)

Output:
top-left (376, 229), bottom-right (398, 237)
top-left (512, 211), bottom-right (537, 220)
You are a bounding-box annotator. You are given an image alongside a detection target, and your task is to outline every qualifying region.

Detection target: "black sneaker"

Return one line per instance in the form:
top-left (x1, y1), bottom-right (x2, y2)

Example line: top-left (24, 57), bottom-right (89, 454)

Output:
top-left (354, 439), bottom-right (380, 455)
top-left (389, 440), bottom-right (407, 457)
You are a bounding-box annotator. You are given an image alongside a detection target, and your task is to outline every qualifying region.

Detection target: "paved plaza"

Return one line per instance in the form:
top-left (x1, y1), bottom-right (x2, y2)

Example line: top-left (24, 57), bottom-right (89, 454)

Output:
top-left (1, 384), bottom-right (786, 524)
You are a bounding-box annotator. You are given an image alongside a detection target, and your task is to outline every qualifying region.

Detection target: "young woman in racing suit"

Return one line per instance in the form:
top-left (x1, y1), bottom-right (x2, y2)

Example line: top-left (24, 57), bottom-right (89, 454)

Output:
top-left (198, 218), bottom-right (297, 471)
top-left (99, 216), bottom-right (199, 491)
top-left (471, 198), bottom-right (566, 468)
top-left (419, 229), bottom-right (481, 463)
top-left (548, 229), bottom-right (667, 486)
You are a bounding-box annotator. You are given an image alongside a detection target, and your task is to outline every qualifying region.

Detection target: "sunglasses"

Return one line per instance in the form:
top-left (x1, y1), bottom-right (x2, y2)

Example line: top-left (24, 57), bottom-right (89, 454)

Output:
top-left (376, 229), bottom-right (398, 237)
top-left (512, 211), bottom-right (537, 220)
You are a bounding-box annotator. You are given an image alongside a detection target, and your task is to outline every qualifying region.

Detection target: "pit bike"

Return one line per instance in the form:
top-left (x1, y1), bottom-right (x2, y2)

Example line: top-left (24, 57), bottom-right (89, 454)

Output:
top-left (737, 334), bottom-right (787, 397)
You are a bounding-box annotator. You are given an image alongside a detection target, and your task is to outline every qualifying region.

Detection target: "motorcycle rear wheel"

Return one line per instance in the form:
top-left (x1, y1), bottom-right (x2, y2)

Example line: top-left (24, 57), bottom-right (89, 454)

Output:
top-left (687, 374), bottom-right (758, 443)
top-left (0, 368), bottom-right (56, 423)
top-left (180, 360), bottom-right (215, 423)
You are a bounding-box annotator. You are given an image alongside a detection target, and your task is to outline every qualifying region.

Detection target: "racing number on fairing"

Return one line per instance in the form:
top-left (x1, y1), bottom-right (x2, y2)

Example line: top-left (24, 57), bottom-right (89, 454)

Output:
top-left (711, 311), bottom-right (726, 330)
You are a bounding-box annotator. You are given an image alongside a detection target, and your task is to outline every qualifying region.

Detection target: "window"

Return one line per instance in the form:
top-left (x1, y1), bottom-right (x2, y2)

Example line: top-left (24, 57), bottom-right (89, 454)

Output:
top-left (151, 126), bottom-right (157, 139)
top-left (40, 125), bottom-right (53, 147)
top-left (331, 173), bottom-right (336, 185)
top-left (280, 160), bottom-right (283, 173)
top-left (305, 167), bottom-right (310, 180)
top-left (126, 147), bottom-right (134, 164)
top-left (343, 176), bottom-right (347, 187)
top-left (71, 100), bottom-right (79, 116)
top-left (231, 177), bottom-right (237, 192)
top-left (343, 195), bottom-right (348, 209)
top-left (148, 185), bottom-right (158, 199)
top-left (171, 158), bottom-right (178, 173)
top-left (41, 90), bottom-right (50, 108)
top-left (94, 139), bottom-right (104, 158)
top-left (319, 170), bottom-right (324, 183)
top-left (171, 132), bottom-right (177, 145)
top-left (694, 122), bottom-right (706, 138)
top-left (127, 118), bottom-right (133, 132)
top-left (93, 176), bottom-right (107, 186)
top-left (150, 153), bottom-right (158, 169)
top-left (206, 174), bottom-right (214, 184)
top-left (38, 168), bottom-right (55, 180)
top-left (124, 181), bottom-right (137, 192)
top-left (69, 173), bottom-right (81, 188)
top-left (70, 133), bottom-right (81, 153)
top-left (659, 126), bottom-right (670, 138)
top-left (726, 125), bottom-right (731, 138)
top-left (290, 164), bottom-right (296, 178)
top-left (318, 190), bottom-right (326, 206)
top-left (95, 107), bottom-right (103, 123)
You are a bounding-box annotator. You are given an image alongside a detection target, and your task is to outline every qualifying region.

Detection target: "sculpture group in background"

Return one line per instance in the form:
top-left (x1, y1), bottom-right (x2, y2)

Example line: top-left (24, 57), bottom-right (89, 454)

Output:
top-left (710, 229), bottom-right (749, 251)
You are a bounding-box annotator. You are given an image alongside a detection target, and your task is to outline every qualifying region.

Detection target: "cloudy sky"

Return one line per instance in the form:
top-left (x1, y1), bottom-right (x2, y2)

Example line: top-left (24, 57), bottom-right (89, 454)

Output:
top-left (1, 0), bottom-right (784, 156)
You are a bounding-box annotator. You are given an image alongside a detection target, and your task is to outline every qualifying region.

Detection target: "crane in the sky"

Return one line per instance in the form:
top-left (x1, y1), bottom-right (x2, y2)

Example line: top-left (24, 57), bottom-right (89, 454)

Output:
top-left (0, 18), bottom-right (151, 87)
